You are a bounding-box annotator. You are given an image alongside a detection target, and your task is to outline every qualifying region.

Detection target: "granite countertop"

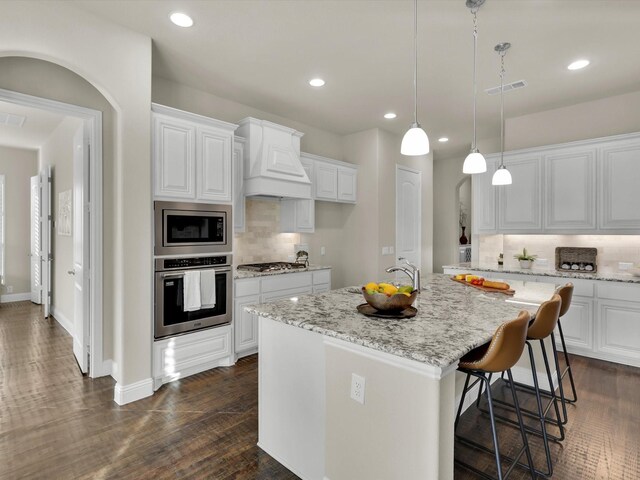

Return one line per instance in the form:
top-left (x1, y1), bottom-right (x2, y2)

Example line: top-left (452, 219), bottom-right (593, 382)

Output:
top-left (245, 273), bottom-right (559, 368)
top-left (234, 264), bottom-right (331, 280)
top-left (443, 262), bottom-right (640, 284)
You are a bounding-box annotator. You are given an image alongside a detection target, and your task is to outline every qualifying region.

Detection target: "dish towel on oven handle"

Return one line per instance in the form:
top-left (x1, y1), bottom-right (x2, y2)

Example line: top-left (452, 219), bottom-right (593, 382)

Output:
top-left (200, 269), bottom-right (217, 308)
top-left (183, 270), bottom-right (201, 312)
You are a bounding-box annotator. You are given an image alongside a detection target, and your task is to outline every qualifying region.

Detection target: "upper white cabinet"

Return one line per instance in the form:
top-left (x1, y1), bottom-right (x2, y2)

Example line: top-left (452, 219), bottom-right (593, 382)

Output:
top-left (303, 152), bottom-right (357, 204)
top-left (281, 198), bottom-right (315, 233)
top-left (473, 132), bottom-right (640, 235)
top-left (337, 166), bottom-right (357, 203)
top-left (152, 104), bottom-right (237, 204)
top-left (498, 153), bottom-right (543, 232)
top-left (544, 146), bottom-right (597, 231)
top-left (598, 138), bottom-right (640, 231)
top-left (314, 160), bottom-right (338, 201)
top-left (233, 137), bottom-right (246, 232)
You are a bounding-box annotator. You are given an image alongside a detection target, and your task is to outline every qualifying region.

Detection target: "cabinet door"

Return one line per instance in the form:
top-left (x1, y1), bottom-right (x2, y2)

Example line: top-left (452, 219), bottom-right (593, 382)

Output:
top-left (262, 285), bottom-right (313, 303)
top-left (197, 126), bottom-right (232, 203)
top-left (498, 154), bottom-right (543, 232)
top-left (544, 147), bottom-right (597, 231)
top-left (596, 299), bottom-right (640, 366)
top-left (315, 161), bottom-right (338, 201)
top-left (337, 166), bottom-right (357, 203)
top-left (234, 294), bottom-right (261, 353)
top-left (313, 284), bottom-right (330, 294)
top-left (295, 199), bottom-right (315, 232)
top-left (555, 297), bottom-right (593, 352)
top-left (233, 141), bottom-right (245, 232)
top-left (472, 158), bottom-right (497, 233)
top-left (599, 139), bottom-right (640, 231)
top-left (153, 114), bottom-right (195, 199)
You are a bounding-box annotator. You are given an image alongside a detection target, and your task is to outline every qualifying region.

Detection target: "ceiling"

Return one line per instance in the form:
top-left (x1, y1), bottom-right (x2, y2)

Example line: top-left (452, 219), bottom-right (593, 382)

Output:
top-left (75, 0), bottom-right (640, 157)
top-left (0, 100), bottom-right (65, 150)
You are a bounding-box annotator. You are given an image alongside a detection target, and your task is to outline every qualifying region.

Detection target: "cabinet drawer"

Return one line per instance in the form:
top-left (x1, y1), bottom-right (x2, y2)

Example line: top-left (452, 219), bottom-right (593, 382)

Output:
top-left (235, 278), bottom-right (261, 297)
top-left (262, 272), bottom-right (312, 293)
top-left (597, 282), bottom-right (640, 302)
top-left (312, 269), bottom-right (331, 286)
top-left (262, 286), bottom-right (313, 303)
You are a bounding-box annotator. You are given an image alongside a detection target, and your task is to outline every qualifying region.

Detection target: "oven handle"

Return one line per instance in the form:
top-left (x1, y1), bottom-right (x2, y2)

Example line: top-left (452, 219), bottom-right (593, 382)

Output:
top-left (161, 266), bottom-right (231, 279)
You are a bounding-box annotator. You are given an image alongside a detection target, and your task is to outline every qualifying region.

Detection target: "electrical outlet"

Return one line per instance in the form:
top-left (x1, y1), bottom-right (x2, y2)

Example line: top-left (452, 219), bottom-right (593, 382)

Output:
top-left (6, 285), bottom-right (12, 293)
top-left (381, 246), bottom-right (388, 255)
top-left (350, 373), bottom-right (366, 404)
top-left (389, 246), bottom-right (395, 254)
top-left (619, 262), bottom-right (633, 270)
top-left (537, 258), bottom-right (548, 267)
top-left (320, 246), bottom-right (326, 256)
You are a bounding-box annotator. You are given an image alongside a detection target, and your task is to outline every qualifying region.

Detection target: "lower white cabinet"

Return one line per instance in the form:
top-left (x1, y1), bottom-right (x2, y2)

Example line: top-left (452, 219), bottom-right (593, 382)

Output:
top-left (234, 269), bottom-right (331, 359)
top-left (153, 325), bottom-right (234, 390)
top-left (596, 299), bottom-right (640, 364)
top-left (556, 296), bottom-right (593, 352)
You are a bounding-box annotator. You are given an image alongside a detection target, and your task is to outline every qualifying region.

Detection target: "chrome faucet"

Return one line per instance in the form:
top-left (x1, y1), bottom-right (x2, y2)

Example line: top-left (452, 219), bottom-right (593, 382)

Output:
top-left (386, 257), bottom-right (421, 292)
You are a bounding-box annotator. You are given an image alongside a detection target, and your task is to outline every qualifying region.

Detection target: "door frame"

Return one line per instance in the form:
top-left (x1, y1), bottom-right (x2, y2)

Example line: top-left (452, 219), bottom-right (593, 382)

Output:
top-left (0, 87), bottom-right (104, 378)
top-left (395, 164), bottom-right (422, 271)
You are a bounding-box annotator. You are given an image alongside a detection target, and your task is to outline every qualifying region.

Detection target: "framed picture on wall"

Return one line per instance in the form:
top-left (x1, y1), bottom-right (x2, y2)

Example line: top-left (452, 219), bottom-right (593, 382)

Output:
top-left (57, 190), bottom-right (72, 236)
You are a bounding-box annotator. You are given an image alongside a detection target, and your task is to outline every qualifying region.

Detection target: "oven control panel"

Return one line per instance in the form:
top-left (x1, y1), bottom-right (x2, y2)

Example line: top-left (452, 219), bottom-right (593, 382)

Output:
top-left (157, 255), bottom-right (231, 271)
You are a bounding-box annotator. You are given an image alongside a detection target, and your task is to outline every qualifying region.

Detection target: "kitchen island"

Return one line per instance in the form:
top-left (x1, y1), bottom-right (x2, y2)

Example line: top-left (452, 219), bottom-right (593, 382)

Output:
top-left (246, 274), bottom-right (559, 480)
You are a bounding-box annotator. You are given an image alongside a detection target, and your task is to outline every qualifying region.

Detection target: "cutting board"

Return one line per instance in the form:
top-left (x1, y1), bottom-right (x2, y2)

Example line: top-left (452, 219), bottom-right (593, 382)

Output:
top-left (450, 276), bottom-right (515, 296)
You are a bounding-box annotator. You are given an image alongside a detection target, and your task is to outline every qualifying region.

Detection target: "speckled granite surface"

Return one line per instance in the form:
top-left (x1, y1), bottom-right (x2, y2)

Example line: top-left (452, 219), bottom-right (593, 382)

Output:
top-left (245, 274), bottom-right (559, 368)
top-left (234, 265), bottom-right (331, 280)
top-left (443, 262), bottom-right (640, 284)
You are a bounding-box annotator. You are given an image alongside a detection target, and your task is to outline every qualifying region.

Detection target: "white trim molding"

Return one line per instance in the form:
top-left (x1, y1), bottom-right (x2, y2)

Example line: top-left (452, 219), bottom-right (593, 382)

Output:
top-left (0, 292), bottom-right (31, 303)
top-left (51, 305), bottom-right (73, 336)
top-left (114, 378), bottom-right (154, 405)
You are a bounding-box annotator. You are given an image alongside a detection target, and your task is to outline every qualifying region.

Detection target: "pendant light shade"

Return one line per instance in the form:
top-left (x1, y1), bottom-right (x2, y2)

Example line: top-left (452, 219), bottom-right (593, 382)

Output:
top-left (402, 0), bottom-right (429, 156)
top-left (492, 42), bottom-right (513, 186)
top-left (401, 122), bottom-right (430, 156)
top-left (463, 0), bottom-right (486, 174)
top-left (492, 165), bottom-right (512, 185)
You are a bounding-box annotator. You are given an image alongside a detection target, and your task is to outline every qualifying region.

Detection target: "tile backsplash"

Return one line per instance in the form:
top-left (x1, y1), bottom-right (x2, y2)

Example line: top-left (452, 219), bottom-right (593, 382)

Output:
top-left (233, 199), bottom-right (300, 265)
top-left (478, 234), bottom-right (640, 271)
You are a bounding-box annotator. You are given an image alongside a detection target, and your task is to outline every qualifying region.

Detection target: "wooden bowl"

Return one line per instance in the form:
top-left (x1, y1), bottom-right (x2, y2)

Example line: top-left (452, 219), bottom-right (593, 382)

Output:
top-left (361, 287), bottom-right (418, 312)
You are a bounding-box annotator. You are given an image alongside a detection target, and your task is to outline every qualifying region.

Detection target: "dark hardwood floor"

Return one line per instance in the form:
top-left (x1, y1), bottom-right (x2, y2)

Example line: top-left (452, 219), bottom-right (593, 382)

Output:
top-left (1, 301), bottom-right (638, 479)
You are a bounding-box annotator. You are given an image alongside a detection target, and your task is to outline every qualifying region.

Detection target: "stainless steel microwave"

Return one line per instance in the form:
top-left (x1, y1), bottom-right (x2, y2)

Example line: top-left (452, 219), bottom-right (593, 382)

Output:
top-left (154, 201), bottom-right (232, 256)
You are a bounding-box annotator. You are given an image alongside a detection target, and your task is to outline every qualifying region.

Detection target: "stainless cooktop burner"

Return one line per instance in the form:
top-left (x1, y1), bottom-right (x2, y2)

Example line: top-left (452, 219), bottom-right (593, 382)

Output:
top-left (237, 262), bottom-right (308, 272)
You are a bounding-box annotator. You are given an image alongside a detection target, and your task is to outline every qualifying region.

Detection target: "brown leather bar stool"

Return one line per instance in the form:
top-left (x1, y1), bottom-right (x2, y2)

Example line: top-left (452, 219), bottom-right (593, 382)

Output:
top-left (487, 295), bottom-right (564, 478)
top-left (454, 311), bottom-right (536, 480)
top-left (556, 283), bottom-right (578, 404)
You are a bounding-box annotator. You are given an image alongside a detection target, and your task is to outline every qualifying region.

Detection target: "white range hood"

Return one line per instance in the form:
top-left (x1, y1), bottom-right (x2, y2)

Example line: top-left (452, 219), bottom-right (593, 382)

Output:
top-left (236, 117), bottom-right (311, 199)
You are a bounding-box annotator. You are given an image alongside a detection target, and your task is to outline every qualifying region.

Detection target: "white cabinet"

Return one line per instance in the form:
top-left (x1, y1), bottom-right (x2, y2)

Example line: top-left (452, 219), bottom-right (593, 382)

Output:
top-left (544, 146), bottom-right (597, 231)
top-left (555, 297), bottom-right (593, 352)
top-left (281, 198), bottom-right (315, 233)
top-left (498, 153), bottom-right (543, 232)
top-left (153, 114), bottom-right (195, 199)
top-left (152, 104), bottom-right (237, 203)
top-left (472, 158), bottom-right (498, 233)
top-left (234, 270), bottom-right (332, 359)
top-left (315, 161), bottom-right (338, 201)
top-left (596, 300), bottom-right (640, 365)
top-left (598, 138), bottom-right (640, 232)
top-left (337, 166), bottom-right (357, 203)
top-left (233, 138), bottom-right (245, 232)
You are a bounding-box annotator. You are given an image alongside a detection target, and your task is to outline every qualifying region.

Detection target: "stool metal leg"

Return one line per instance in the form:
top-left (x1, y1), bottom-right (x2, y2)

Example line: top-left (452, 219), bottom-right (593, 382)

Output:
top-left (506, 369), bottom-right (536, 480)
top-left (455, 373), bottom-right (471, 432)
top-left (539, 338), bottom-right (568, 425)
top-left (557, 319), bottom-right (578, 403)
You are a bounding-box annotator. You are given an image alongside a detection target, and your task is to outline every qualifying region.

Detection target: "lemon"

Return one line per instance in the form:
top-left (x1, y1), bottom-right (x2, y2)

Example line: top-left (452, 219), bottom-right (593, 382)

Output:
top-left (364, 282), bottom-right (378, 292)
top-left (381, 284), bottom-right (398, 296)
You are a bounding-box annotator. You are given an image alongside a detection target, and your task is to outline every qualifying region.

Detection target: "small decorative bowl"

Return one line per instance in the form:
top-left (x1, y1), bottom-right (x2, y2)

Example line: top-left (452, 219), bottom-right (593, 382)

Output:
top-left (361, 287), bottom-right (418, 312)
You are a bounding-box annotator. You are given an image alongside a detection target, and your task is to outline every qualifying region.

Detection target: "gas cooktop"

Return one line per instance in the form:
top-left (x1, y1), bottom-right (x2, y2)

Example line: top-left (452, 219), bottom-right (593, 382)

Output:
top-left (237, 262), bottom-right (308, 272)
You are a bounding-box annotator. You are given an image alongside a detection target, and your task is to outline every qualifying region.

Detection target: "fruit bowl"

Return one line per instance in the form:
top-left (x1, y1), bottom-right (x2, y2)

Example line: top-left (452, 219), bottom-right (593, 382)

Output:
top-left (361, 286), bottom-right (418, 312)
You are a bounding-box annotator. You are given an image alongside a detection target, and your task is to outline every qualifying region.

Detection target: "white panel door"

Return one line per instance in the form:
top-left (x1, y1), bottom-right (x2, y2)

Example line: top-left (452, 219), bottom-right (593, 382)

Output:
top-left (337, 166), bottom-right (357, 203)
top-left (233, 141), bottom-right (245, 232)
top-left (72, 126), bottom-right (90, 374)
top-left (599, 139), bottom-right (640, 231)
top-left (153, 114), bottom-right (195, 199)
top-left (314, 161), bottom-right (338, 201)
top-left (544, 147), bottom-right (597, 231)
top-left (30, 176), bottom-right (42, 304)
top-left (197, 126), bottom-right (232, 203)
top-left (395, 166), bottom-right (422, 271)
top-left (40, 167), bottom-right (51, 318)
top-left (471, 158), bottom-right (497, 233)
top-left (498, 154), bottom-right (543, 232)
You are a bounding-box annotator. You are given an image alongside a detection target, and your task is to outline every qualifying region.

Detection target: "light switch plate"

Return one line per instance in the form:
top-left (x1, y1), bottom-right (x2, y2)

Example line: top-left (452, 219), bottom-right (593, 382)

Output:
top-left (537, 258), bottom-right (548, 267)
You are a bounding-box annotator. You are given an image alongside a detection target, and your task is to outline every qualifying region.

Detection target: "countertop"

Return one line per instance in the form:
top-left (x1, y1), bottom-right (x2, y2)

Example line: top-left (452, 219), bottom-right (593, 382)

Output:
top-left (245, 273), bottom-right (559, 368)
top-left (234, 264), bottom-right (331, 280)
top-left (443, 262), bottom-right (640, 284)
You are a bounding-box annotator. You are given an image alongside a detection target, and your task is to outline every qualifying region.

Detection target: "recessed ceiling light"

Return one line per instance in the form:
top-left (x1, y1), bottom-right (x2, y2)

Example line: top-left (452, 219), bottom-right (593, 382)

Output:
top-left (568, 59), bottom-right (589, 70)
top-left (438, 137), bottom-right (449, 143)
top-left (170, 12), bottom-right (194, 28)
top-left (384, 113), bottom-right (397, 119)
top-left (309, 78), bottom-right (325, 87)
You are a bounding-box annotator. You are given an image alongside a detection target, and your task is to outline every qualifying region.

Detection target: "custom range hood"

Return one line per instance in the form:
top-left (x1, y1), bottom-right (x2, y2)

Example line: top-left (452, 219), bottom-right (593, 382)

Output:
top-left (236, 117), bottom-right (311, 199)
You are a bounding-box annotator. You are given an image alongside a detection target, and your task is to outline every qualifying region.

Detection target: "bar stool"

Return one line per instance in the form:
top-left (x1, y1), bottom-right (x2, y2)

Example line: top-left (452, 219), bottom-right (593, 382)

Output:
top-left (556, 283), bottom-right (578, 404)
top-left (454, 311), bottom-right (536, 480)
top-left (486, 295), bottom-right (564, 478)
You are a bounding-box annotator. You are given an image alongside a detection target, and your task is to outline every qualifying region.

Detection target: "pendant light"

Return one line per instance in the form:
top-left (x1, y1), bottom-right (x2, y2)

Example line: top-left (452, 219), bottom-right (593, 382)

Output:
top-left (492, 42), bottom-right (513, 186)
top-left (401, 0), bottom-right (430, 156)
top-left (462, 0), bottom-right (487, 174)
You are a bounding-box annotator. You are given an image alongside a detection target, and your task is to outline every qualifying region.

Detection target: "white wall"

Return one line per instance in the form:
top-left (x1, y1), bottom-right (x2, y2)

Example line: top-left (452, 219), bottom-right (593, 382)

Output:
top-left (0, 146), bottom-right (38, 296)
top-left (0, 1), bottom-right (152, 390)
top-left (39, 116), bottom-right (83, 324)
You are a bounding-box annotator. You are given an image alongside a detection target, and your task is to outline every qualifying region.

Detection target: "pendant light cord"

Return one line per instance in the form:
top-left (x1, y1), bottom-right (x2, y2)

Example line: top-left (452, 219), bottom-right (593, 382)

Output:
top-left (499, 50), bottom-right (506, 167)
top-left (472, 9), bottom-right (478, 150)
top-left (413, 0), bottom-right (418, 124)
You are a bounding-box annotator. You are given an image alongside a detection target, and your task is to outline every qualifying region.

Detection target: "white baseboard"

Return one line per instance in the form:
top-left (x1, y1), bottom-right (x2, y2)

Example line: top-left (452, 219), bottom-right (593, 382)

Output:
top-left (0, 292), bottom-right (31, 303)
top-left (51, 306), bottom-right (73, 336)
top-left (101, 359), bottom-right (113, 376)
top-left (114, 378), bottom-right (154, 405)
